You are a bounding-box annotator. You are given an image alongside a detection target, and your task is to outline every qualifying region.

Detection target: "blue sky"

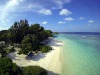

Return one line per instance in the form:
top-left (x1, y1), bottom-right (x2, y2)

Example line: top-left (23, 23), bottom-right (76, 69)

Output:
top-left (0, 0), bottom-right (100, 32)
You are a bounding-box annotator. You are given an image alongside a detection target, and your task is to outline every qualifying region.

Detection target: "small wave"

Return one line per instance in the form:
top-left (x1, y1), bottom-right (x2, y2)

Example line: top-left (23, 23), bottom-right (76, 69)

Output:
top-left (82, 36), bottom-right (86, 37)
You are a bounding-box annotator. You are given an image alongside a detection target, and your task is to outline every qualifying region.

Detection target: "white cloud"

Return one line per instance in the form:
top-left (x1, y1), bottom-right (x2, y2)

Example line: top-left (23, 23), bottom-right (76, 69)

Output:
top-left (59, 9), bottom-right (72, 16)
top-left (88, 20), bottom-right (94, 23)
top-left (0, 0), bottom-right (24, 26)
top-left (64, 17), bottom-right (74, 21)
top-left (28, 4), bottom-right (33, 9)
top-left (21, 4), bottom-right (52, 15)
top-left (58, 21), bottom-right (66, 24)
top-left (0, 0), bottom-right (53, 27)
top-left (53, 0), bottom-right (63, 9)
top-left (79, 17), bottom-right (85, 20)
top-left (24, 3), bottom-right (42, 10)
top-left (42, 21), bottom-right (47, 24)
top-left (53, 0), bottom-right (71, 9)
top-left (6, 0), bottom-right (23, 7)
top-left (38, 9), bottom-right (52, 15)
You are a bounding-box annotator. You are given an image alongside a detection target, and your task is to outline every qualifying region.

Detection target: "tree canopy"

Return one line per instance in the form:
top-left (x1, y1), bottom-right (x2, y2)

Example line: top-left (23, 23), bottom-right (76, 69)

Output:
top-left (22, 66), bottom-right (47, 75)
top-left (0, 57), bottom-right (48, 75)
top-left (0, 19), bottom-right (52, 44)
top-left (0, 57), bottom-right (21, 75)
top-left (19, 34), bottom-right (39, 54)
top-left (0, 19), bottom-right (53, 55)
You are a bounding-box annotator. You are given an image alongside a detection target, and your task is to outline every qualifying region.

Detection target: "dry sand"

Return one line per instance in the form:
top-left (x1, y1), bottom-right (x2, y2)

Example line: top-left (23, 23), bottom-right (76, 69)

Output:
top-left (7, 37), bottom-right (63, 75)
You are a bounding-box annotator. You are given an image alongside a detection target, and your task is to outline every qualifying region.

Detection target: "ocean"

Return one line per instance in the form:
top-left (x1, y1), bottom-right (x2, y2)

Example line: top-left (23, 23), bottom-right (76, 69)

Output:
top-left (56, 33), bottom-right (100, 75)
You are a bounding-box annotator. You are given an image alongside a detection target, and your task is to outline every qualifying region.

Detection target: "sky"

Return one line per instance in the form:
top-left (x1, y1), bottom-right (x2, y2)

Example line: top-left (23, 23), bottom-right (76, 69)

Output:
top-left (0, 0), bottom-right (100, 32)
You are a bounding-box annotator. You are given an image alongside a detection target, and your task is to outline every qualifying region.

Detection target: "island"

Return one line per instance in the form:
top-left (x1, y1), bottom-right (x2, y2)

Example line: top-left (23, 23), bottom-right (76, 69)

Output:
top-left (0, 19), bottom-right (63, 75)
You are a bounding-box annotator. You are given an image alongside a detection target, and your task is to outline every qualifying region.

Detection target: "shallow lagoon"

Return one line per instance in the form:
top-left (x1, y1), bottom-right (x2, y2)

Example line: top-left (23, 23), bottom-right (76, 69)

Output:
top-left (57, 33), bottom-right (100, 75)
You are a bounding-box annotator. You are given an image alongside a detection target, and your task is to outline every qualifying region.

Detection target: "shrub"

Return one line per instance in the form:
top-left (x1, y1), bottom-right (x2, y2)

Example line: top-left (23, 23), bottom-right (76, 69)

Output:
top-left (41, 46), bottom-right (52, 53)
top-left (0, 47), bottom-right (7, 57)
top-left (3, 47), bottom-right (15, 54)
top-left (9, 47), bottom-right (15, 53)
top-left (0, 57), bottom-right (22, 75)
top-left (22, 66), bottom-right (47, 75)
top-left (41, 47), bottom-right (48, 53)
top-left (46, 46), bottom-right (52, 50)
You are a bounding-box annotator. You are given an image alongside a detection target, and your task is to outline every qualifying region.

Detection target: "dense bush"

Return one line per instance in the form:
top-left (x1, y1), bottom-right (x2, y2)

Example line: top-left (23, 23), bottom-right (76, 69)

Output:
top-left (19, 34), bottom-right (39, 55)
top-left (0, 57), bottom-right (22, 75)
top-left (5, 47), bottom-right (15, 53)
top-left (0, 57), bottom-right (48, 75)
top-left (0, 46), bottom-right (7, 57)
top-left (41, 46), bottom-right (52, 53)
top-left (0, 19), bottom-right (52, 44)
top-left (22, 66), bottom-right (47, 75)
top-left (46, 46), bottom-right (52, 50)
top-left (41, 47), bottom-right (48, 53)
top-left (1, 47), bottom-right (15, 56)
top-left (9, 47), bottom-right (15, 52)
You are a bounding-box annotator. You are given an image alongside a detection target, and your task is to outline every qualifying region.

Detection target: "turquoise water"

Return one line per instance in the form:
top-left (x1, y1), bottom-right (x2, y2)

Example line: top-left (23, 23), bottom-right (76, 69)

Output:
top-left (57, 34), bottom-right (100, 75)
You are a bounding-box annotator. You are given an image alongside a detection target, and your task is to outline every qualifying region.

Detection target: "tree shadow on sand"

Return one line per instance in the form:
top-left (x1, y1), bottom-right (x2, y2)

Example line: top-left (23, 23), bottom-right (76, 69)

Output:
top-left (7, 52), bottom-right (16, 60)
top-left (25, 53), bottom-right (46, 61)
top-left (48, 71), bottom-right (60, 75)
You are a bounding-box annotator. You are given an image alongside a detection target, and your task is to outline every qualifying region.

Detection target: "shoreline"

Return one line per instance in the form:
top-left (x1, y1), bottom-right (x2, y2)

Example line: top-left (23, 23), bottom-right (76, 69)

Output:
top-left (60, 41), bottom-right (64, 75)
top-left (47, 37), bottom-right (64, 75)
top-left (7, 37), bottom-right (64, 75)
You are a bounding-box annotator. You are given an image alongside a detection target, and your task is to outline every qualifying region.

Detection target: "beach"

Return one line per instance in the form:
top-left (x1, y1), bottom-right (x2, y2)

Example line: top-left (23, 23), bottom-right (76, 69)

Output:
top-left (7, 37), bottom-right (63, 75)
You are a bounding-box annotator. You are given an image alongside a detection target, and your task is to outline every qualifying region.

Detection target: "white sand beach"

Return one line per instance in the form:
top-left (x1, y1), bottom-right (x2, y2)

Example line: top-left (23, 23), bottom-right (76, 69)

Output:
top-left (7, 38), bottom-right (63, 75)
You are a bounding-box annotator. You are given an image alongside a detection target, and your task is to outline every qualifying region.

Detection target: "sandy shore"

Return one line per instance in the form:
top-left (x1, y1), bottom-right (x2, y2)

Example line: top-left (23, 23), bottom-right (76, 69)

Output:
top-left (7, 37), bottom-right (63, 75)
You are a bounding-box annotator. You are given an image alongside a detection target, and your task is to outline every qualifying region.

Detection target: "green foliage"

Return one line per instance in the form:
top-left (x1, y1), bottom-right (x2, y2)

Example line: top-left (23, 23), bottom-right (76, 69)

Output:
top-left (0, 57), bottom-right (22, 75)
top-left (0, 19), bottom-right (52, 44)
top-left (22, 66), bottom-right (47, 75)
top-left (19, 43), bottom-right (33, 55)
top-left (41, 47), bottom-right (48, 53)
top-left (45, 30), bottom-right (53, 37)
top-left (1, 47), bottom-right (15, 56)
top-left (0, 46), bottom-right (15, 57)
top-left (0, 57), bottom-right (48, 75)
top-left (0, 19), bottom-right (53, 55)
top-left (20, 34), bottom-right (39, 54)
top-left (46, 46), bottom-right (52, 50)
top-left (0, 46), bottom-right (7, 57)
top-left (41, 46), bottom-right (52, 53)
top-left (9, 47), bottom-right (15, 53)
